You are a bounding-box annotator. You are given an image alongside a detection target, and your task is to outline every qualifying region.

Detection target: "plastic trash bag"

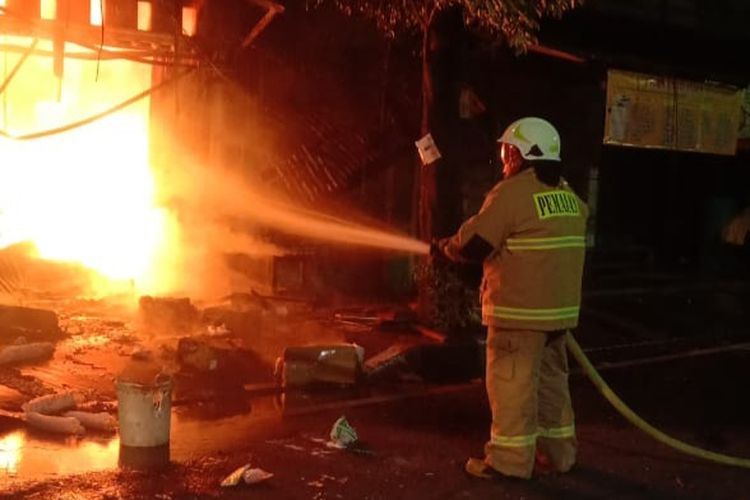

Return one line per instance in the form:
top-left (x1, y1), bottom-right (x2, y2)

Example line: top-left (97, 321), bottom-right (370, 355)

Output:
top-left (64, 411), bottom-right (117, 432)
top-left (328, 415), bottom-right (358, 449)
top-left (221, 464), bottom-right (273, 487)
top-left (25, 411), bottom-right (85, 435)
top-left (22, 391), bottom-right (83, 414)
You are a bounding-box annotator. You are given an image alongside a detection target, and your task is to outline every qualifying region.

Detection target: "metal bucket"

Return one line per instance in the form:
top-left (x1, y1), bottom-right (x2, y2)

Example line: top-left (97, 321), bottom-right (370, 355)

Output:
top-left (116, 374), bottom-right (172, 447)
top-left (119, 443), bottom-right (170, 470)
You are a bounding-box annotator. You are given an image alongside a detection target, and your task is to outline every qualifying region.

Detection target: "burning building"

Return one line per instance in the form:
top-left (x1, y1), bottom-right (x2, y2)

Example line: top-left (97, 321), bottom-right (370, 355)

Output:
top-left (0, 0), bottom-right (425, 307)
top-left (0, 0), bottom-right (318, 302)
top-left (0, 0), bottom-right (205, 298)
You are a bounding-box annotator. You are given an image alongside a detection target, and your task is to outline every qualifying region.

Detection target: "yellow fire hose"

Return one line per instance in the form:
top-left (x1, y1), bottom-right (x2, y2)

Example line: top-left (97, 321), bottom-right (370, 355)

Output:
top-left (566, 333), bottom-right (750, 469)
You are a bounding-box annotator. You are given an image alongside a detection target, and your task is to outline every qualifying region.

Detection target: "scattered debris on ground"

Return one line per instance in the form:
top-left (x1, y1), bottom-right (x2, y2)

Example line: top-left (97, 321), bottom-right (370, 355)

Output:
top-left (0, 341), bottom-right (55, 366)
top-left (19, 390), bottom-right (117, 435)
top-left (0, 368), bottom-right (52, 400)
top-left (328, 415), bottom-right (359, 449)
top-left (139, 296), bottom-right (198, 334)
top-left (22, 390), bottom-right (83, 414)
top-left (279, 344), bottom-right (364, 388)
top-left (24, 411), bottom-right (86, 435)
top-left (0, 304), bottom-right (63, 343)
top-left (63, 410), bottom-right (117, 432)
top-left (177, 335), bottom-right (255, 374)
top-left (220, 463), bottom-right (274, 487)
top-left (364, 342), bottom-right (417, 382)
top-left (326, 415), bottom-right (374, 455)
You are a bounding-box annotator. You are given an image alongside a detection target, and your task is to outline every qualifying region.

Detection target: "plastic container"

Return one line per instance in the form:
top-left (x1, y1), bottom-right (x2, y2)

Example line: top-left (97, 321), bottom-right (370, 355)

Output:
top-left (116, 373), bottom-right (172, 447)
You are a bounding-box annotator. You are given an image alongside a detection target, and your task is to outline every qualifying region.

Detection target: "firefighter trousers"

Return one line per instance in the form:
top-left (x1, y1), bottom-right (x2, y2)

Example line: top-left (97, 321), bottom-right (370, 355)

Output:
top-left (483, 327), bottom-right (577, 478)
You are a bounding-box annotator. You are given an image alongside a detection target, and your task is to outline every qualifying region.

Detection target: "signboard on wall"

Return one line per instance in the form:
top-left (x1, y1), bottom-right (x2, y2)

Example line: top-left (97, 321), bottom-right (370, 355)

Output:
top-left (603, 69), bottom-right (744, 155)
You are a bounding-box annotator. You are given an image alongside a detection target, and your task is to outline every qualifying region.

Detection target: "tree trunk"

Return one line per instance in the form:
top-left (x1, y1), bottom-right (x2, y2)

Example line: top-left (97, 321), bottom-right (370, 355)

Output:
top-left (418, 5), bottom-right (467, 241)
top-left (415, 6), bottom-right (471, 330)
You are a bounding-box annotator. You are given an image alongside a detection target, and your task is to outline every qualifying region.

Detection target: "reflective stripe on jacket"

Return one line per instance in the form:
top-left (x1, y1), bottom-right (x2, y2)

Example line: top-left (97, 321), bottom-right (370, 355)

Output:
top-left (491, 424), bottom-right (576, 448)
top-left (444, 168), bottom-right (588, 331)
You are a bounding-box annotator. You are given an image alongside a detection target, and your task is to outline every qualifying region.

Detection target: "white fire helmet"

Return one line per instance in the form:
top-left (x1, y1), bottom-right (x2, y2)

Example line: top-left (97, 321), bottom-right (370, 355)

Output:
top-left (497, 117), bottom-right (561, 162)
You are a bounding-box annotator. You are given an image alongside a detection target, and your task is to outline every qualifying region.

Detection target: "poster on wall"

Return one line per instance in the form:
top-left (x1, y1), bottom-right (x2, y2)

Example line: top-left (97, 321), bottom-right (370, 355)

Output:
top-left (603, 69), bottom-right (744, 155)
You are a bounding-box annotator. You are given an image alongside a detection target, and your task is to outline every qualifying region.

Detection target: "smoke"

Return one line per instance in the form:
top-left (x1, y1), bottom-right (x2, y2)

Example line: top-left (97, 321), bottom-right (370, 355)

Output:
top-left (142, 170), bottom-right (284, 299)
top-left (150, 154), bottom-right (427, 299)
top-left (143, 72), bottom-right (429, 300)
top-left (165, 157), bottom-right (427, 250)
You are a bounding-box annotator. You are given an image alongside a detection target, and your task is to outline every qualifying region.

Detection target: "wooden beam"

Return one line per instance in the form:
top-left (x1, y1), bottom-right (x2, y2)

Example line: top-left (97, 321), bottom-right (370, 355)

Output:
top-left (241, 8), bottom-right (278, 48)
top-left (528, 44), bottom-right (587, 64)
top-left (0, 42), bottom-right (198, 66)
top-left (0, 15), bottom-right (195, 53)
top-left (241, 0), bottom-right (284, 48)
top-left (246, 0), bottom-right (285, 14)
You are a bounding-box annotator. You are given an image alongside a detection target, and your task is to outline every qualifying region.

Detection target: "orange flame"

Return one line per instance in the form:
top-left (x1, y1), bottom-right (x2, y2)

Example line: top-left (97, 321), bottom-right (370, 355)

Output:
top-left (0, 35), bottom-right (174, 295)
top-left (0, 431), bottom-right (22, 474)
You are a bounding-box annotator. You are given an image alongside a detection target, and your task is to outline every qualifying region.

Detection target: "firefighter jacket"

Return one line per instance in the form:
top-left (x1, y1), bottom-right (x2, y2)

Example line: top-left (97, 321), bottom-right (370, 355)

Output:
top-left (443, 168), bottom-right (588, 331)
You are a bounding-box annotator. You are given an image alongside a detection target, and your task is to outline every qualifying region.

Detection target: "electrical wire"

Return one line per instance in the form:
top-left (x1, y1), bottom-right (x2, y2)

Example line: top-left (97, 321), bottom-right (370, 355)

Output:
top-left (65, 41), bottom-right (198, 66)
top-left (0, 41), bottom-right (197, 65)
top-left (0, 39), bottom-right (197, 67)
top-left (0, 38), bottom-right (38, 97)
top-left (566, 332), bottom-right (750, 469)
top-left (2, 34), bottom-right (6, 128)
top-left (95, 0), bottom-right (104, 81)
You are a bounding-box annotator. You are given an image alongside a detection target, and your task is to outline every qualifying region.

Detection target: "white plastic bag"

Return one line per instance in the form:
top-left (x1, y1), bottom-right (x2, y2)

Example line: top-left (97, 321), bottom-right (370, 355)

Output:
top-left (327, 415), bottom-right (358, 449)
top-left (22, 391), bottom-right (83, 414)
top-left (221, 464), bottom-right (273, 487)
top-left (0, 342), bottom-right (54, 366)
top-left (25, 411), bottom-right (85, 435)
top-left (64, 411), bottom-right (117, 432)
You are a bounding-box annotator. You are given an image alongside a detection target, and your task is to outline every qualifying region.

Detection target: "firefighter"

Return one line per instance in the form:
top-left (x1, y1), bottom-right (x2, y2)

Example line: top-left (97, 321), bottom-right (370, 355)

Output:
top-left (432, 117), bottom-right (589, 479)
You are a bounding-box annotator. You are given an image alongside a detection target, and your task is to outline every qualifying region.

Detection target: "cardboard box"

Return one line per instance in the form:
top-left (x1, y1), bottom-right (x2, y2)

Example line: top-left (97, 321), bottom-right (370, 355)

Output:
top-left (0, 305), bottom-right (62, 342)
top-left (281, 344), bottom-right (363, 387)
top-left (139, 296), bottom-right (198, 334)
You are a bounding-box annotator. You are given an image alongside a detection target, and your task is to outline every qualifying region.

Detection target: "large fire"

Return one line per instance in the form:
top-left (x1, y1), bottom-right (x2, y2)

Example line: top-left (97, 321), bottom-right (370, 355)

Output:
top-left (0, 35), bottom-right (174, 295)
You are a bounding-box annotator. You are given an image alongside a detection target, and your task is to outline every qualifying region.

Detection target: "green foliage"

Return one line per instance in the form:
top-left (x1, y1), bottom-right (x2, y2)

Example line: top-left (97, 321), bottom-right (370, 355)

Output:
top-left (311, 0), bottom-right (583, 50)
top-left (415, 258), bottom-right (481, 334)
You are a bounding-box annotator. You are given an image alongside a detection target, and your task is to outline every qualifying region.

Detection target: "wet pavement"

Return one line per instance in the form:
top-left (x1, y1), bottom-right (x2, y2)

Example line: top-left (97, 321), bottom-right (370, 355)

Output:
top-left (0, 374), bottom-right (476, 485)
top-left (0, 429), bottom-right (120, 480)
top-left (0, 398), bottom-right (266, 483)
top-left (2, 347), bottom-right (750, 499)
top-left (1, 278), bottom-right (750, 498)
top-left (0, 298), bottom-right (437, 488)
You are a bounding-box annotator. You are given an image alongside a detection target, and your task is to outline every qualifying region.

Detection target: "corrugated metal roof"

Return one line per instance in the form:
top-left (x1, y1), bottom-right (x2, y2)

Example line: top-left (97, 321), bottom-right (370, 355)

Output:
top-left (256, 101), bottom-right (412, 204)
